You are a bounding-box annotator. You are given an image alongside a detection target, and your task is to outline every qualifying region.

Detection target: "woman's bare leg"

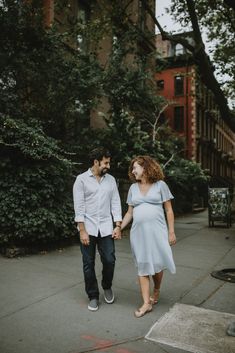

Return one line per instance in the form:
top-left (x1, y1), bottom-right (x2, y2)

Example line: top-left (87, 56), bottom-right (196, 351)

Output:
top-left (134, 275), bottom-right (152, 317)
top-left (150, 271), bottom-right (163, 304)
top-left (152, 271), bottom-right (163, 290)
top-left (139, 275), bottom-right (151, 304)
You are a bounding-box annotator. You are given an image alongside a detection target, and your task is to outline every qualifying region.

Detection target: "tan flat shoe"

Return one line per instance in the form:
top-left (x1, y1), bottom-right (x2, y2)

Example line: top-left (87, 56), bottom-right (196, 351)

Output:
top-left (150, 288), bottom-right (160, 305)
top-left (134, 303), bottom-right (152, 318)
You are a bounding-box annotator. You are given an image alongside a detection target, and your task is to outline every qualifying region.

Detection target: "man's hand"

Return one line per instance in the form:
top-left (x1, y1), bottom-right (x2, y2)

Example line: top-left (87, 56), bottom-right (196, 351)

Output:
top-left (112, 226), bottom-right (122, 240)
top-left (79, 229), bottom-right (90, 246)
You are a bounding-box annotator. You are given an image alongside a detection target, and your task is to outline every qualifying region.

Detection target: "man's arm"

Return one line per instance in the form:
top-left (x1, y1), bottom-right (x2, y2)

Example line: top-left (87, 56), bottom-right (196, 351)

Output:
top-left (73, 177), bottom-right (90, 246)
top-left (73, 177), bottom-right (85, 223)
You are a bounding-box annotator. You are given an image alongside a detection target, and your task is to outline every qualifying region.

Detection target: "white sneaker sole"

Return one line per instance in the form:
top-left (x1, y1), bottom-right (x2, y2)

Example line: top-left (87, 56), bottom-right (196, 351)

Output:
top-left (88, 304), bottom-right (99, 311)
top-left (104, 296), bottom-right (115, 304)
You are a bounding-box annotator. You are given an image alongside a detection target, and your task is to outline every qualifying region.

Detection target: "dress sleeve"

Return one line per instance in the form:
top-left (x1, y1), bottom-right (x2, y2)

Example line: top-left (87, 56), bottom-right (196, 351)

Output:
top-left (160, 181), bottom-right (174, 202)
top-left (126, 185), bottom-right (134, 206)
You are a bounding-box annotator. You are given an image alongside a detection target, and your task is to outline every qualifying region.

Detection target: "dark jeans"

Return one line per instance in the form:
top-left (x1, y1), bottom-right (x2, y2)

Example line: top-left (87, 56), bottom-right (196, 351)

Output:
top-left (80, 233), bottom-right (116, 300)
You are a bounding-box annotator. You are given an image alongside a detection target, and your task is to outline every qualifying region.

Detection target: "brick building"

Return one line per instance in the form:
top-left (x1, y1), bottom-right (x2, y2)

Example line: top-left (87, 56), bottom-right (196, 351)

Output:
top-left (43, 0), bottom-right (156, 127)
top-left (155, 33), bottom-right (235, 190)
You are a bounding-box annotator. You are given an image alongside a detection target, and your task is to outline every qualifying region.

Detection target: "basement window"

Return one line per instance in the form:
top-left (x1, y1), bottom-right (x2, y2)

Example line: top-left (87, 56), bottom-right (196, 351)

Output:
top-left (157, 80), bottom-right (164, 90)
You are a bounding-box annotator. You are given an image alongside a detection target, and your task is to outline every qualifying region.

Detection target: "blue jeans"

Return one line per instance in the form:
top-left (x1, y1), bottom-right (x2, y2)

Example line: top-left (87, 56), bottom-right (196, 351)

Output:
top-left (80, 233), bottom-right (116, 300)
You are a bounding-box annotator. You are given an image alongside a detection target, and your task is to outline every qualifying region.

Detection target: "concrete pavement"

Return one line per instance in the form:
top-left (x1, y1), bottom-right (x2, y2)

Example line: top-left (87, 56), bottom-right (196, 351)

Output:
top-left (0, 210), bottom-right (234, 353)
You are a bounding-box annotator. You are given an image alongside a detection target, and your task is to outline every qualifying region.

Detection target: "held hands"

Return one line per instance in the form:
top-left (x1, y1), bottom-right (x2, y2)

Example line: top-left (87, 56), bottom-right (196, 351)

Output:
top-left (112, 226), bottom-right (122, 240)
top-left (168, 231), bottom-right (176, 246)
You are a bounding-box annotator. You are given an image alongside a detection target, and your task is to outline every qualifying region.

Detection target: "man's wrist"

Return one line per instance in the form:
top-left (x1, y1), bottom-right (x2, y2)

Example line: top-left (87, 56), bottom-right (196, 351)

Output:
top-left (115, 224), bottom-right (121, 228)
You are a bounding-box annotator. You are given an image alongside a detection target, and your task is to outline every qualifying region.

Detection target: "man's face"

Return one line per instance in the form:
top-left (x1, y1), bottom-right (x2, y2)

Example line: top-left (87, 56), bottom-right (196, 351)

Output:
top-left (97, 157), bottom-right (111, 176)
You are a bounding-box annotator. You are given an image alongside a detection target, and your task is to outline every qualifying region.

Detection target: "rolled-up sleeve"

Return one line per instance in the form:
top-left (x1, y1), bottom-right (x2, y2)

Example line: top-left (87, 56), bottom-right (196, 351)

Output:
top-left (111, 181), bottom-right (122, 222)
top-left (73, 176), bottom-right (85, 222)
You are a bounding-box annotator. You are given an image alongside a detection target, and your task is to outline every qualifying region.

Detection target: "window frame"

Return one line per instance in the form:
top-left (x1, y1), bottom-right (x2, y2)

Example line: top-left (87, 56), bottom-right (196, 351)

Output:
top-left (174, 106), bottom-right (185, 132)
top-left (174, 75), bottom-right (184, 96)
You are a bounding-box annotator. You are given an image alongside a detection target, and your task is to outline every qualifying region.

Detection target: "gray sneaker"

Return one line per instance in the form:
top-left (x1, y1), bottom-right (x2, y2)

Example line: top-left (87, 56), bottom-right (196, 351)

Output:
top-left (104, 289), bottom-right (114, 304)
top-left (88, 299), bottom-right (99, 311)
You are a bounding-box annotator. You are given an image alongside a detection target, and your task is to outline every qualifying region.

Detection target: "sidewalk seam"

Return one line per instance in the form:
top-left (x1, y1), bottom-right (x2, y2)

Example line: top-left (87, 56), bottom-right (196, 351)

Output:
top-left (75, 336), bottom-right (143, 353)
top-left (0, 282), bottom-right (80, 321)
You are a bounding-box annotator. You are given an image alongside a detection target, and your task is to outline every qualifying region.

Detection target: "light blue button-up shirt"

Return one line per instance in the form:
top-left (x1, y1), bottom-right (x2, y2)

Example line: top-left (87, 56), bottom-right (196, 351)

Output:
top-left (73, 169), bottom-right (122, 237)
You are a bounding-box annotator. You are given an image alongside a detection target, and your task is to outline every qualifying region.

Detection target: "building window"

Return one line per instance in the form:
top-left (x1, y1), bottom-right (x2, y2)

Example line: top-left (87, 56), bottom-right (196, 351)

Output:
top-left (175, 43), bottom-right (184, 56)
top-left (77, 1), bottom-right (90, 52)
top-left (157, 80), bottom-right (164, 90)
top-left (196, 107), bottom-right (201, 135)
top-left (174, 75), bottom-right (184, 96)
top-left (205, 112), bottom-right (209, 138)
top-left (174, 106), bottom-right (184, 132)
top-left (112, 35), bottom-right (119, 55)
top-left (138, 0), bottom-right (146, 31)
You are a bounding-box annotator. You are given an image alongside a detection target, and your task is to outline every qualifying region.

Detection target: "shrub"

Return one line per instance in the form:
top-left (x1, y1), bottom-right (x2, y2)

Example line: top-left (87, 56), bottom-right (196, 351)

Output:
top-left (0, 115), bottom-right (75, 247)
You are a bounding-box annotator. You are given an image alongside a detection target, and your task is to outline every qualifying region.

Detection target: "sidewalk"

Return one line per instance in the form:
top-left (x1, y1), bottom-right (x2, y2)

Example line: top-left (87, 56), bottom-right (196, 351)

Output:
top-left (0, 210), bottom-right (234, 353)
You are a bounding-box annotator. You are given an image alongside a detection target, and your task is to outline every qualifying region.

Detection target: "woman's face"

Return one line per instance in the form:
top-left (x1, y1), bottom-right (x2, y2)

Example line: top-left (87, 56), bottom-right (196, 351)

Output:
top-left (132, 161), bottom-right (144, 180)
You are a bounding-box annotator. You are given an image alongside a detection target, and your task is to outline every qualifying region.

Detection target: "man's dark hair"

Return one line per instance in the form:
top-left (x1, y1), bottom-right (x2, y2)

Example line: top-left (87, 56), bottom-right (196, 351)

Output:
top-left (89, 147), bottom-right (111, 164)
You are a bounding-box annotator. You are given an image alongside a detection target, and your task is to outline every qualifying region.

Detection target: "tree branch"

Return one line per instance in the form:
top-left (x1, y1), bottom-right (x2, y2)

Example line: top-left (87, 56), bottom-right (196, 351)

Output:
top-left (140, 0), bottom-right (195, 52)
top-left (186, 0), bottom-right (204, 46)
top-left (185, 0), bottom-right (233, 128)
top-left (0, 140), bottom-right (18, 147)
top-left (163, 149), bottom-right (185, 169)
top-left (141, 0), bottom-right (235, 130)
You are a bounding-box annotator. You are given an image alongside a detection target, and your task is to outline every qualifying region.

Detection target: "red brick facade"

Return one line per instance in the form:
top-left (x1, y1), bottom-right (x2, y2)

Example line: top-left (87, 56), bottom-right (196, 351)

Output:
top-left (156, 65), bottom-right (195, 160)
top-left (155, 34), bottom-right (235, 186)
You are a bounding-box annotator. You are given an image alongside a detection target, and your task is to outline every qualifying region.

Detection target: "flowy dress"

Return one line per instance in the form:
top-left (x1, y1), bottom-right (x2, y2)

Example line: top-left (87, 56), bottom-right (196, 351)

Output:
top-left (127, 180), bottom-right (176, 276)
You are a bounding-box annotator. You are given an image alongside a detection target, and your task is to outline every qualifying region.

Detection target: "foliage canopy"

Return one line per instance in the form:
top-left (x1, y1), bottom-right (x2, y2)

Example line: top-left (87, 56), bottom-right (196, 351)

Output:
top-left (0, 0), bottom-right (208, 248)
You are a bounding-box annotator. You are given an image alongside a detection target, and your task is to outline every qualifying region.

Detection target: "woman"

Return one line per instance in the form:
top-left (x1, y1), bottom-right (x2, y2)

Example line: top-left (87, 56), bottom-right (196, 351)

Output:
top-left (121, 156), bottom-right (176, 318)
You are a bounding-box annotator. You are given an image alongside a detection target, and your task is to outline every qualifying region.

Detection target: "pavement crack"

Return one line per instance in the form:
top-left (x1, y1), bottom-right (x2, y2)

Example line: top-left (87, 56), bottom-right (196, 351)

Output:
top-left (179, 246), bottom-right (233, 304)
top-left (198, 282), bottom-right (225, 306)
top-left (175, 226), bottom-right (206, 243)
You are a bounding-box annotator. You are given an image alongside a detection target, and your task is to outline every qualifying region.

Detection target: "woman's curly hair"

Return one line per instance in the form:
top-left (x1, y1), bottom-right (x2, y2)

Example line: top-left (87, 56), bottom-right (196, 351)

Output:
top-left (128, 155), bottom-right (164, 183)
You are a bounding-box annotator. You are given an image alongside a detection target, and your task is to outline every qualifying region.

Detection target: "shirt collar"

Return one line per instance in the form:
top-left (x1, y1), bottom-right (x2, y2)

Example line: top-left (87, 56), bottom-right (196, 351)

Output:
top-left (88, 168), bottom-right (94, 177)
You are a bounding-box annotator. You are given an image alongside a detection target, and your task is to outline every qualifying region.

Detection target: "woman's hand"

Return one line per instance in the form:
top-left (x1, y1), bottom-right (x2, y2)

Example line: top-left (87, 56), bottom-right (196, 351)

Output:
top-left (168, 231), bottom-right (176, 246)
top-left (112, 226), bottom-right (122, 240)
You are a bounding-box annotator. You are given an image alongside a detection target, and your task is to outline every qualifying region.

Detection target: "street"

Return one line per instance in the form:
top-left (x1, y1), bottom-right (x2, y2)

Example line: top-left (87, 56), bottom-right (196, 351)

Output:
top-left (0, 210), bottom-right (234, 353)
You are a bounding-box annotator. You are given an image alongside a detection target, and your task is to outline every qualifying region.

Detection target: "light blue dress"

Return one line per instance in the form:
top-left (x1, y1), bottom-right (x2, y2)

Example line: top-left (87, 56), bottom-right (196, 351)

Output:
top-left (127, 180), bottom-right (176, 276)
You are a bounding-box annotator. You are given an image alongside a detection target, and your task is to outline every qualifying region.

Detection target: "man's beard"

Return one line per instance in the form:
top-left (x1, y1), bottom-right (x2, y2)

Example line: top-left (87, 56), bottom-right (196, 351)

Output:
top-left (100, 168), bottom-right (108, 176)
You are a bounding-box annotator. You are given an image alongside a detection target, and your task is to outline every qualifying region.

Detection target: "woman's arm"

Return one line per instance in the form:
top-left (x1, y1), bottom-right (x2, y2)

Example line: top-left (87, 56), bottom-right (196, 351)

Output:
top-left (163, 200), bottom-right (176, 246)
top-left (121, 205), bottom-right (133, 230)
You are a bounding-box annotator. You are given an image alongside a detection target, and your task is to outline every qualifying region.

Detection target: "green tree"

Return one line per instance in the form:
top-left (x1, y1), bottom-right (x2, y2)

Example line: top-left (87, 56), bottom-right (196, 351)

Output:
top-left (0, 0), bottom-right (102, 143)
top-left (0, 0), bottom-right (209, 248)
top-left (0, 0), bottom-right (102, 246)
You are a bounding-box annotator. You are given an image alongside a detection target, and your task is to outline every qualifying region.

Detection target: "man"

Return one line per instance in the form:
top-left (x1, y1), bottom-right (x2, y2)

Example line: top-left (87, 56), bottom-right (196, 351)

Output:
top-left (73, 147), bottom-right (122, 311)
